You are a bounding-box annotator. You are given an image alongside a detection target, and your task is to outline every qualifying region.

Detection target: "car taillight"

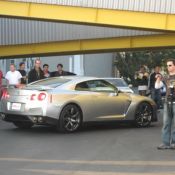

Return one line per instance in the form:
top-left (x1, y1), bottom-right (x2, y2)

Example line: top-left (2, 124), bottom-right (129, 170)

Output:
top-left (38, 93), bottom-right (46, 101)
top-left (2, 89), bottom-right (10, 99)
top-left (30, 93), bottom-right (46, 101)
top-left (30, 94), bottom-right (36, 101)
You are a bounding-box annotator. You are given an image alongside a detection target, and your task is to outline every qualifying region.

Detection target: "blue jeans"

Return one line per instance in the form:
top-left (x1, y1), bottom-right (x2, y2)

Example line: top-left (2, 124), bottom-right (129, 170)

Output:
top-left (162, 103), bottom-right (175, 145)
top-left (151, 88), bottom-right (162, 109)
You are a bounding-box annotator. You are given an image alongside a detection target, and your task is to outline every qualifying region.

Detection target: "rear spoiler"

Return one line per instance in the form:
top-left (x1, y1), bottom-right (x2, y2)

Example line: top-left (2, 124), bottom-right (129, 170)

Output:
top-left (2, 84), bottom-right (53, 91)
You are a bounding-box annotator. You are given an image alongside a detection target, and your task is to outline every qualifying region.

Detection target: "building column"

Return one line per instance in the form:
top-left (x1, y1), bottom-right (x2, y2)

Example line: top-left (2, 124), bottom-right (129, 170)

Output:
top-left (73, 55), bottom-right (84, 75)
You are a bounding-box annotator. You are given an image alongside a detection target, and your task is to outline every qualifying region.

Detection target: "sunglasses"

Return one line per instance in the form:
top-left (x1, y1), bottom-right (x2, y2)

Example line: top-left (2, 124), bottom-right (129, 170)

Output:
top-left (167, 64), bottom-right (173, 67)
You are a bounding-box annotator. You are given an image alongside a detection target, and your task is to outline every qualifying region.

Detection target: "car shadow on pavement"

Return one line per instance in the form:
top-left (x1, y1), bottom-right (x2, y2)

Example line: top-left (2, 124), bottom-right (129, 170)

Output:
top-left (1, 119), bottom-right (161, 135)
top-left (80, 121), bottom-right (158, 133)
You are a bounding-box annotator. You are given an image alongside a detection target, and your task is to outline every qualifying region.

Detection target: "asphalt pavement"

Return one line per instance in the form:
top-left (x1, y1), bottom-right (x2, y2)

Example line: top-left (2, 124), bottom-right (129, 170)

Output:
top-left (0, 110), bottom-right (175, 175)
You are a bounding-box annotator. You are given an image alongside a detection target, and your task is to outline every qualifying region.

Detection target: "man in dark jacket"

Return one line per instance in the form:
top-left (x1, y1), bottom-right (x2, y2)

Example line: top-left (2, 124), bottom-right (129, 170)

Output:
top-left (18, 62), bottom-right (27, 84)
top-left (51, 63), bottom-right (76, 77)
top-left (28, 59), bottom-right (45, 83)
top-left (149, 66), bottom-right (163, 109)
top-left (134, 65), bottom-right (149, 96)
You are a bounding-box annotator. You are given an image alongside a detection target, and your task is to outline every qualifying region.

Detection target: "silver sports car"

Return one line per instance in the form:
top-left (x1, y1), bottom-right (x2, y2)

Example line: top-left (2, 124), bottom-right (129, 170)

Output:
top-left (0, 76), bottom-right (157, 132)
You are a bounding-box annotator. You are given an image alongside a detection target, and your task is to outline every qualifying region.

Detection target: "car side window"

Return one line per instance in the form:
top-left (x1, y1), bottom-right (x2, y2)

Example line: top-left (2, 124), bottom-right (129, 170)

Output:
top-left (75, 82), bottom-right (89, 91)
top-left (87, 80), bottom-right (116, 93)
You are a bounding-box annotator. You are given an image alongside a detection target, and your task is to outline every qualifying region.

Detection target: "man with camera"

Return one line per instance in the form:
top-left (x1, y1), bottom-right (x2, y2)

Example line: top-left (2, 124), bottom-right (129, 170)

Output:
top-left (149, 66), bottom-right (163, 109)
top-left (156, 59), bottom-right (175, 150)
top-left (134, 65), bottom-right (149, 96)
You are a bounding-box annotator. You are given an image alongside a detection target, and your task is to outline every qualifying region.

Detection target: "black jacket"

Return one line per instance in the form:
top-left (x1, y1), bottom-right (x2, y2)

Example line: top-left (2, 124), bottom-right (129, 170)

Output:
top-left (18, 69), bottom-right (27, 84)
top-left (149, 72), bottom-right (162, 89)
top-left (28, 68), bottom-right (45, 83)
top-left (135, 72), bottom-right (148, 86)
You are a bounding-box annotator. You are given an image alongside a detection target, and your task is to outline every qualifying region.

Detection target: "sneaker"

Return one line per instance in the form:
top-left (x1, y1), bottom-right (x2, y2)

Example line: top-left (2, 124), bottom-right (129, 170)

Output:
top-left (157, 144), bottom-right (170, 150)
top-left (170, 144), bottom-right (175, 149)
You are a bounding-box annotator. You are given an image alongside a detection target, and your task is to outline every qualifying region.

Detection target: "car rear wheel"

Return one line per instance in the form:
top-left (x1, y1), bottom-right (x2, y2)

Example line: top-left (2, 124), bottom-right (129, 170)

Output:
top-left (135, 102), bottom-right (153, 127)
top-left (58, 104), bottom-right (82, 133)
top-left (13, 122), bottom-right (34, 129)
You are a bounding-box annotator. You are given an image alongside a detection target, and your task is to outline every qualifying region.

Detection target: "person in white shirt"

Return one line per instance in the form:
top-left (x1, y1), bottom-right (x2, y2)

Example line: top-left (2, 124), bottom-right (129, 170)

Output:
top-left (5, 64), bottom-right (22, 85)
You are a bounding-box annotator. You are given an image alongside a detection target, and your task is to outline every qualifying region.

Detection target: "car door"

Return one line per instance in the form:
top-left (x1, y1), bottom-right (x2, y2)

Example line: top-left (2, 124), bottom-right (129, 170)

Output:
top-left (75, 81), bottom-right (101, 121)
top-left (86, 80), bottom-right (131, 121)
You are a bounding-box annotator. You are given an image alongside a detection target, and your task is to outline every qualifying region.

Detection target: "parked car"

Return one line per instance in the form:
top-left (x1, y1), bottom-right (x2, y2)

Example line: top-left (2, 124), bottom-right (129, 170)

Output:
top-left (103, 78), bottom-right (134, 93)
top-left (0, 76), bottom-right (157, 133)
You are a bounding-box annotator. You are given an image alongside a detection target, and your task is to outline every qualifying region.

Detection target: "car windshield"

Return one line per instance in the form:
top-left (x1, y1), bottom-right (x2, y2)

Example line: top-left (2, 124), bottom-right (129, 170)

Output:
top-left (28, 77), bottom-right (71, 88)
top-left (105, 79), bottom-right (128, 87)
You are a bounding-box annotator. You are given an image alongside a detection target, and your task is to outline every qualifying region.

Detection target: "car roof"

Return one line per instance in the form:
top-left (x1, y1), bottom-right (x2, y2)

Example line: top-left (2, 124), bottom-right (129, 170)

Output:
top-left (57, 76), bottom-right (100, 83)
top-left (29, 76), bottom-right (106, 88)
top-left (102, 77), bottom-right (123, 80)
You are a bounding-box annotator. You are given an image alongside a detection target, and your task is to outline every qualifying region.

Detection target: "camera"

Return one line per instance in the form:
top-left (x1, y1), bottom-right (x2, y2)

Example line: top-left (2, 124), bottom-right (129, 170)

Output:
top-left (155, 74), bottom-right (161, 79)
top-left (167, 81), bottom-right (175, 102)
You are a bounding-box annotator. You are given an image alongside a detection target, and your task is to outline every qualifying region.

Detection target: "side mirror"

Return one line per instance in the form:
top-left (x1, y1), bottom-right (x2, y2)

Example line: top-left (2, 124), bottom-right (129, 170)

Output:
top-left (114, 88), bottom-right (119, 96)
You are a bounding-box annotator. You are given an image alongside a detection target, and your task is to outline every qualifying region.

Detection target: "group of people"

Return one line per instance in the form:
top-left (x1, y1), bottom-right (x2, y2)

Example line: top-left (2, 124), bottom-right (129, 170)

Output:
top-left (1, 59), bottom-right (75, 86)
top-left (135, 65), bottom-right (164, 110)
top-left (135, 61), bottom-right (175, 150)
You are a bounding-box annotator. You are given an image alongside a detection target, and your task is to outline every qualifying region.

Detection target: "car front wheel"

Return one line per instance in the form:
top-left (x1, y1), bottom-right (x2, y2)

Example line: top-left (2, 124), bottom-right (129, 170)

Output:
top-left (58, 104), bottom-right (82, 133)
top-left (135, 102), bottom-right (153, 127)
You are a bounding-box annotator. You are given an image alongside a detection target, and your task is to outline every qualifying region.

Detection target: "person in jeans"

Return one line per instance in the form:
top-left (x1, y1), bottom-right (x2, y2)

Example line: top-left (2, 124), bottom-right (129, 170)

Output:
top-left (156, 58), bottom-right (175, 149)
top-left (149, 66), bottom-right (163, 109)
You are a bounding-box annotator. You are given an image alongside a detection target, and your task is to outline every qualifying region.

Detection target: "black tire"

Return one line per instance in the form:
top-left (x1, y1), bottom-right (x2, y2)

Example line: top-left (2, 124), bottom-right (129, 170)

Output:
top-left (13, 122), bottom-right (33, 129)
top-left (135, 102), bottom-right (153, 127)
top-left (58, 104), bottom-right (82, 133)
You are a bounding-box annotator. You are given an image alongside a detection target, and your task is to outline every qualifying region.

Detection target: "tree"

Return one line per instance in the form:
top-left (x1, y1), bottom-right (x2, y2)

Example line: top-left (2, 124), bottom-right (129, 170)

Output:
top-left (114, 49), bottom-right (175, 86)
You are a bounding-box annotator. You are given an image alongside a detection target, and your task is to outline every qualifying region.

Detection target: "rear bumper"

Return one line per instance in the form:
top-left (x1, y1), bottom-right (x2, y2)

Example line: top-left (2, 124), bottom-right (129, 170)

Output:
top-left (0, 113), bottom-right (58, 126)
top-left (0, 101), bottom-right (61, 119)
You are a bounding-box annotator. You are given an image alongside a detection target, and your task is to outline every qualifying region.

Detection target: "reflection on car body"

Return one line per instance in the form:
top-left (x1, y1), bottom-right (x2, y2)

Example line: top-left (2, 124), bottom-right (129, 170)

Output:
top-left (103, 78), bottom-right (134, 93)
top-left (0, 76), bottom-right (157, 133)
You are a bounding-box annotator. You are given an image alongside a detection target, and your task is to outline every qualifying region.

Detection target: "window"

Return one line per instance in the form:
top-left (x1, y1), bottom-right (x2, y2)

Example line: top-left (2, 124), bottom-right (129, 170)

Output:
top-left (105, 78), bottom-right (128, 87)
top-left (75, 82), bottom-right (89, 91)
top-left (29, 77), bottom-right (71, 88)
top-left (75, 80), bottom-right (116, 93)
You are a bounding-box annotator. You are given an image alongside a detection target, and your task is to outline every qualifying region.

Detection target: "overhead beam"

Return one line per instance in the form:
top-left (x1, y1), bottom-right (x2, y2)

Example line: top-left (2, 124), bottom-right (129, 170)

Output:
top-left (1, 34), bottom-right (175, 58)
top-left (0, 0), bottom-right (175, 32)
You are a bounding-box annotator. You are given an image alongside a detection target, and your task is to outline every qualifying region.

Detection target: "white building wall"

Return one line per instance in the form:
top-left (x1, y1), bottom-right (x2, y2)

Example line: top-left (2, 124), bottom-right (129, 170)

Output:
top-left (39, 53), bottom-right (113, 77)
top-left (84, 53), bottom-right (113, 77)
top-left (4, 53), bottom-right (113, 78)
top-left (40, 53), bottom-right (113, 77)
top-left (41, 55), bottom-right (71, 72)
